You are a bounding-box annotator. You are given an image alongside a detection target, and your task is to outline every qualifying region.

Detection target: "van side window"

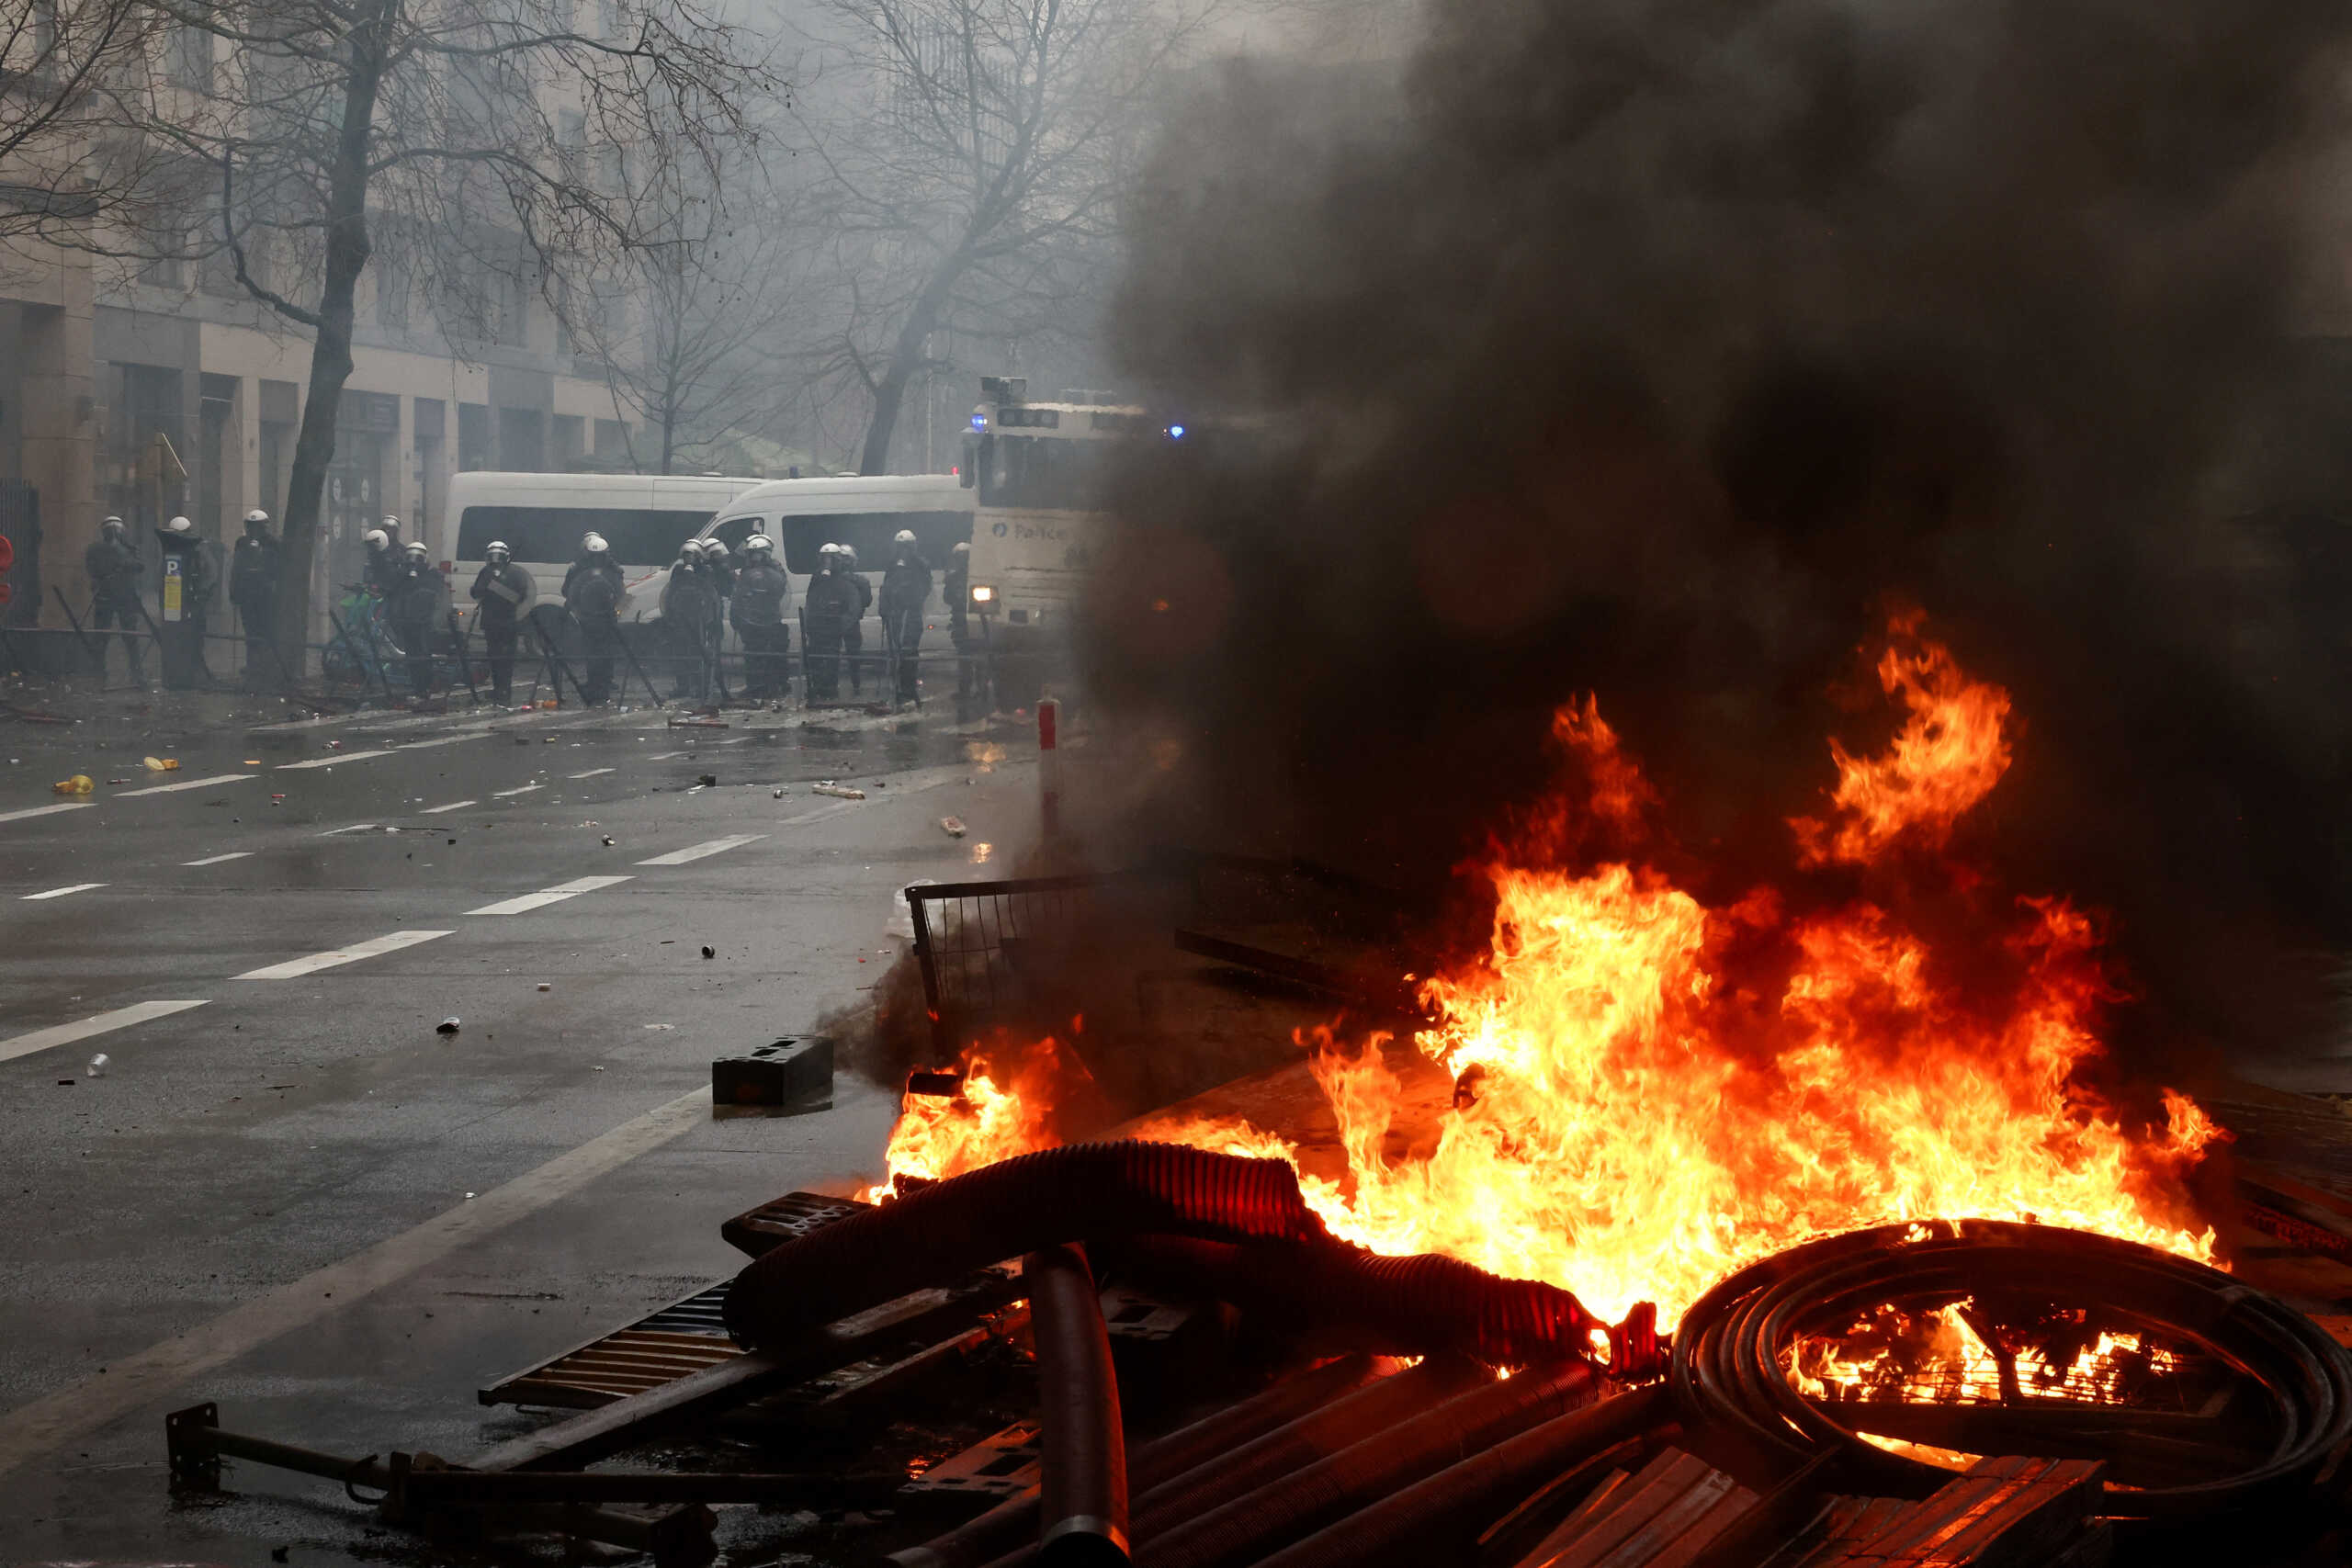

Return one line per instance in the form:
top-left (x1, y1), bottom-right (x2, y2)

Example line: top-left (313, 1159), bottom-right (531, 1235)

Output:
top-left (458, 507), bottom-right (718, 567)
top-left (777, 510), bottom-right (973, 573)
top-left (710, 516), bottom-right (762, 552)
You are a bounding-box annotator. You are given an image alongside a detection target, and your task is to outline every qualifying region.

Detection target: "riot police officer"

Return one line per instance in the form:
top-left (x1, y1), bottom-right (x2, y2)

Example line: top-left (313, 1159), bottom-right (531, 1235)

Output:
top-left (801, 543), bottom-right (857, 701)
top-left (878, 529), bottom-right (930, 706)
top-left (85, 515), bottom-right (146, 685)
top-left (229, 509), bottom-right (281, 691)
top-left (469, 540), bottom-right (536, 705)
top-left (563, 532), bottom-right (624, 704)
top-left (730, 536), bottom-right (791, 701)
top-left (388, 539), bottom-right (443, 698)
top-left (361, 527), bottom-right (396, 595)
top-left (662, 539), bottom-right (718, 700)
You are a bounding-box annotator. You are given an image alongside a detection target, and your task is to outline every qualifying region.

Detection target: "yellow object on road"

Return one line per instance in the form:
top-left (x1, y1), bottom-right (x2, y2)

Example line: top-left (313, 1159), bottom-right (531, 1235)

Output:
top-left (141, 756), bottom-right (180, 773)
top-left (52, 774), bottom-right (94, 795)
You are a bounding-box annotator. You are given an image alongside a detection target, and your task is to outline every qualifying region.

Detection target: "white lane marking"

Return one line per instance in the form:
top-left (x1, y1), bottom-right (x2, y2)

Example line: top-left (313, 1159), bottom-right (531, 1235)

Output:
top-left (234, 930), bottom-right (451, 980)
top-left (316, 823), bottom-right (378, 836)
top-left (20, 883), bottom-right (106, 901)
top-left (0, 803), bottom-right (94, 825)
top-left (184, 852), bottom-right (253, 866)
top-left (277, 749), bottom-right (396, 770)
top-left (777, 803), bottom-right (855, 827)
top-left (420, 799), bottom-right (476, 814)
top-left (0, 1084), bottom-right (709, 1479)
top-left (0, 999), bottom-right (209, 1066)
top-left (646, 749), bottom-right (691, 760)
top-left (492, 784), bottom-right (544, 797)
top-left (568, 768), bottom-right (615, 779)
top-left (467, 874), bottom-right (636, 916)
top-left (397, 733), bottom-right (492, 751)
top-left (115, 772), bottom-right (257, 797)
top-left (635, 833), bottom-right (767, 866)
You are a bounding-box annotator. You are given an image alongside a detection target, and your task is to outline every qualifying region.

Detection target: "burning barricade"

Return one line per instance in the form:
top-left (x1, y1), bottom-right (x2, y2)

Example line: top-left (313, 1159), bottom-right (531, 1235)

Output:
top-left (165, 620), bottom-right (2352, 1568)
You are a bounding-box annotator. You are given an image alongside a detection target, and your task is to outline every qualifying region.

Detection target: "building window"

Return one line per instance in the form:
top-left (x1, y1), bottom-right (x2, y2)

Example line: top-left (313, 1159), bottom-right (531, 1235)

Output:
top-left (458, 403), bottom-right (491, 472)
top-left (168, 25), bottom-right (214, 94)
top-left (553, 413), bottom-right (584, 468)
top-left (498, 407), bottom-right (546, 471)
top-left (594, 418), bottom-right (630, 464)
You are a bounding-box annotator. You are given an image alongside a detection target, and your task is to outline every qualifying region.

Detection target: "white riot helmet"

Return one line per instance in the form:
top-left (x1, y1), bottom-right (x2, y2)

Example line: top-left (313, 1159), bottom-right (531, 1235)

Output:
top-left (582, 532), bottom-right (609, 555)
top-left (817, 542), bottom-right (842, 570)
top-left (485, 540), bottom-right (511, 560)
top-left (839, 545), bottom-right (859, 568)
top-left (101, 515), bottom-right (125, 533)
top-left (403, 539), bottom-right (428, 558)
top-left (894, 529), bottom-right (918, 547)
top-left (164, 515), bottom-right (194, 534)
top-left (744, 535), bottom-right (774, 558)
top-left (244, 509), bottom-right (271, 526)
top-left (364, 528), bottom-right (390, 551)
top-left (380, 514), bottom-right (401, 532)
top-left (703, 538), bottom-right (729, 557)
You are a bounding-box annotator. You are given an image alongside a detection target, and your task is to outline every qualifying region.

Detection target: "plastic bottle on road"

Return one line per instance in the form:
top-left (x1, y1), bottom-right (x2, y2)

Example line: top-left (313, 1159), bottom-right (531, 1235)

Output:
top-left (85, 1054), bottom-right (108, 1078)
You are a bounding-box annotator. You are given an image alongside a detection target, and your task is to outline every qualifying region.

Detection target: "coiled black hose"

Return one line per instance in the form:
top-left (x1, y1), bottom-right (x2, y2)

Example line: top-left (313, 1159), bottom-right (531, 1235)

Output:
top-left (726, 1144), bottom-right (1638, 1374)
top-left (1669, 1218), bottom-right (2352, 1518)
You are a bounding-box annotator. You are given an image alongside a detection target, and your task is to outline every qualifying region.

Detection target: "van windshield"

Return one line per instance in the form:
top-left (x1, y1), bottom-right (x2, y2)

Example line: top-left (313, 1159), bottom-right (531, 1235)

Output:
top-left (458, 506), bottom-right (718, 567)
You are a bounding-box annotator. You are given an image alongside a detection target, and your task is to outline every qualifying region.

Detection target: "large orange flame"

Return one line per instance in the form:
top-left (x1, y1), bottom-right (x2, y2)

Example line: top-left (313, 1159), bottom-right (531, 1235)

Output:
top-left (872, 619), bottom-right (2221, 1331)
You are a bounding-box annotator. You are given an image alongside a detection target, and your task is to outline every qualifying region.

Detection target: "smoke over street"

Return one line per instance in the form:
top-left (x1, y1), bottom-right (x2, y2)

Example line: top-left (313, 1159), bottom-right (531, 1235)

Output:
top-left (1086, 0), bottom-right (2352, 1072)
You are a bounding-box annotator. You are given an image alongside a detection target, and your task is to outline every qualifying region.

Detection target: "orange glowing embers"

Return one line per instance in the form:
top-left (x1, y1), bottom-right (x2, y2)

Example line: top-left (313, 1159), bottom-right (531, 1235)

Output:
top-left (869, 615), bottom-right (2222, 1335)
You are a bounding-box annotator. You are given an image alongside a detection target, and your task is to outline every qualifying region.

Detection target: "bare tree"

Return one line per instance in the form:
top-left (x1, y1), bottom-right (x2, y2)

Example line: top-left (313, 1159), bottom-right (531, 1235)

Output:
top-left (796, 0), bottom-right (1220, 474)
top-left (0, 0), bottom-right (168, 238)
top-left (568, 147), bottom-right (808, 475)
top-left (88, 0), bottom-right (775, 669)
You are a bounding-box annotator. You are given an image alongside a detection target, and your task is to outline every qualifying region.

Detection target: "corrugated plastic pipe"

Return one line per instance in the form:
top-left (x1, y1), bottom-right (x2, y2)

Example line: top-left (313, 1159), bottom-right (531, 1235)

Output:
top-left (1029, 1245), bottom-right (1129, 1567)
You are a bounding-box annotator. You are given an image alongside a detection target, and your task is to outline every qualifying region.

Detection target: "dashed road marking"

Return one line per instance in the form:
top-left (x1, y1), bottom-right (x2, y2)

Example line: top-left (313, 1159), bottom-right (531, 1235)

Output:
top-left (233, 930), bottom-right (451, 980)
top-left (316, 823), bottom-right (378, 836)
top-left (20, 883), bottom-right (105, 900)
top-left (184, 852), bottom-right (253, 866)
top-left (0, 1083), bottom-right (708, 1478)
top-left (0, 803), bottom-right (94, 825)
top-left (116, 773), bottom-right (257, 797)
top-left (635, 833), bottom-right (767, 866)
top-left (646, 750), bottom-right (692, 761)
top-left (568, 768), bottom-right (615, 779)
top-left (421, 800), bottom-right (476, 814)
top-left (492, 784), bottom-right (544, 797)
top-left (277, 750), bottom-right (395, 770)
top-left (468, 874), bottom-right (636, 916)
top-left (0, 999), bottom-right (210, 1066)
top-left (777, 803), bottom-right (856, 827)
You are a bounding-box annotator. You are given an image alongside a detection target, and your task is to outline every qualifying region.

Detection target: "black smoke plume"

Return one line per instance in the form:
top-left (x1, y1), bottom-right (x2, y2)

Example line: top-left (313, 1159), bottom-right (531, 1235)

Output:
top-left (1081, 0), bottom-right (2352, 1075)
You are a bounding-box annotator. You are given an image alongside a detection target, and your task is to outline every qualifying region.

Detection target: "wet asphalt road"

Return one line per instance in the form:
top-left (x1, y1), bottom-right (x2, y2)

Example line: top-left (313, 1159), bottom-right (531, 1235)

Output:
top-left (0, 690), bottom-right (1035, 1563)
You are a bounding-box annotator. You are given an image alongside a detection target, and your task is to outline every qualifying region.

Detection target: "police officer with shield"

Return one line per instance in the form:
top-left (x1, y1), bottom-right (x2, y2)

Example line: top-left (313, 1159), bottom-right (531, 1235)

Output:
top-left (469, 541), bottom-right (536, 705)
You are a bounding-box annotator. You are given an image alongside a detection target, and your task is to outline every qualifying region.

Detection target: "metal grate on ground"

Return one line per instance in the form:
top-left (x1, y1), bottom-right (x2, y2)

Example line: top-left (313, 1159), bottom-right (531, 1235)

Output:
top-left (479, 1281), bottom-right (739, 1410)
